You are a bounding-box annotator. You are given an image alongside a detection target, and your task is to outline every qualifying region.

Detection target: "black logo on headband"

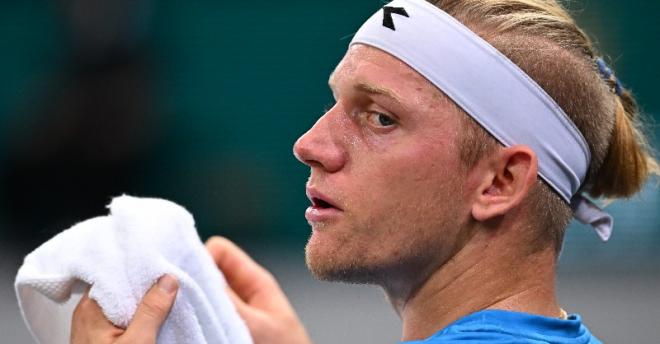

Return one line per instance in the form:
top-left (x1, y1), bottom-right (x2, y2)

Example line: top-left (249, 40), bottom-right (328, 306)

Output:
top-left (382, 6), bottom-right (409, 31)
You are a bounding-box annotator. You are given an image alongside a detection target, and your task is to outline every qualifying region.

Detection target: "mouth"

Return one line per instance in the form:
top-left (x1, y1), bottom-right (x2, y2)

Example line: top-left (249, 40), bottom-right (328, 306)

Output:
top-left (305, 188), bottom-right (343, 223)
top-left (310, 196), bottom-right (339, 210)
top-left (306, 188), bottom-right (342, 210)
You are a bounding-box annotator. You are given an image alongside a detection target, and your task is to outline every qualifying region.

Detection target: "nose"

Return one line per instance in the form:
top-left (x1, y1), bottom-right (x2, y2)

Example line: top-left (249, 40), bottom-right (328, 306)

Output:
top-left (293, 107), bottom-right (347, 173)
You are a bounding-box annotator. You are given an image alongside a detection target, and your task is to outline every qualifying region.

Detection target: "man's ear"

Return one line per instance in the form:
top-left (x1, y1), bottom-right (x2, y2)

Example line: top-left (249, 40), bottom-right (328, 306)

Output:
top-left (471, 145), bottom-right (538, 222)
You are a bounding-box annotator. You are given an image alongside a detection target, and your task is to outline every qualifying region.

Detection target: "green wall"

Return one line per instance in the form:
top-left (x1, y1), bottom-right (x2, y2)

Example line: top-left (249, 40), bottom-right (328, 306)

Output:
top-left (0, 1), bottom-right (657, 258)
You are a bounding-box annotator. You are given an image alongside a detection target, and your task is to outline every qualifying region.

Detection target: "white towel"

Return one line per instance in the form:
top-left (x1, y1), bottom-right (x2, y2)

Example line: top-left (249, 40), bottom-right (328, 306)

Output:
top-left (14, 195), bottom-right (253, 344)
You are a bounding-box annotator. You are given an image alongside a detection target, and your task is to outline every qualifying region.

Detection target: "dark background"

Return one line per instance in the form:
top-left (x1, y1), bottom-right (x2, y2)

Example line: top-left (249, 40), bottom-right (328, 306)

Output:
top-left (0, 1), bottom-right (658, 343)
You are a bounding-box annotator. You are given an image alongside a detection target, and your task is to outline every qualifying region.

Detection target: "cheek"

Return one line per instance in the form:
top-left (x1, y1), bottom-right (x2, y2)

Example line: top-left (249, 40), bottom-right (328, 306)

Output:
top-left (350, 135), bottom-right (464, 229)
top-left (369, 132), bottom-right (459, 191)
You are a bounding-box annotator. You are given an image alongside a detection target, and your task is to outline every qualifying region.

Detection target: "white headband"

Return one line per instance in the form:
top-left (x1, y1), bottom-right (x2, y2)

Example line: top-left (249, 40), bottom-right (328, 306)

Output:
top-left (350, 0), bottom-right (613, 240)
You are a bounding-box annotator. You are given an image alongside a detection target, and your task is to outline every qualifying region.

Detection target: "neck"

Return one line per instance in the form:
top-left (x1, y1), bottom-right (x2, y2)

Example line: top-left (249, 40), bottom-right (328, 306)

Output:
top-left (386, 226), bottom-right (561, 342)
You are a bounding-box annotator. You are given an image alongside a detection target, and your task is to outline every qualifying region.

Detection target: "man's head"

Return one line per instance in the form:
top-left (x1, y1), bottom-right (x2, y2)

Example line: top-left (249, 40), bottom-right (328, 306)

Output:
top-left (293, 44), bottom-right (540, 290)
top-left (293, 0), bottom-right (658, 291)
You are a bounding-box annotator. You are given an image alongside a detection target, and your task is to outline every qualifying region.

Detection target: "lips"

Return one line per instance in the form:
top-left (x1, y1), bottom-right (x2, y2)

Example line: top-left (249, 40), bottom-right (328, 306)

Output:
top-left (305, 188), bottom-right (343, 223)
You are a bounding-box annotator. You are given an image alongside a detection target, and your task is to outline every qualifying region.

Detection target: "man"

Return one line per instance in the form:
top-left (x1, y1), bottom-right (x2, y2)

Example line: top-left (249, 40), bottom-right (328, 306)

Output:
top-left (72, 0), bottom-right (658, 343)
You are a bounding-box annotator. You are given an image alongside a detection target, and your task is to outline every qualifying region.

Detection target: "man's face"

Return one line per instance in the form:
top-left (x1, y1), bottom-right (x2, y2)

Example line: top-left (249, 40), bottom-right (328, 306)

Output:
top-left (293, 45), bottom-right (471, 287)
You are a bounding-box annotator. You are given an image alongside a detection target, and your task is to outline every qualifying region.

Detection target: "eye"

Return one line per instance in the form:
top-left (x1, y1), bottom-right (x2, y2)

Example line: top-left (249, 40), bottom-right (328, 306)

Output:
top-left (366, 112), bottom-right (397, 128)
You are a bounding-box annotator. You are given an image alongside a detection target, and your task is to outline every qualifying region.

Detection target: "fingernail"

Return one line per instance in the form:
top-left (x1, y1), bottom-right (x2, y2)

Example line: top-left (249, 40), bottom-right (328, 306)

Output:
top-left (158, 274), bottom-right (179, 294)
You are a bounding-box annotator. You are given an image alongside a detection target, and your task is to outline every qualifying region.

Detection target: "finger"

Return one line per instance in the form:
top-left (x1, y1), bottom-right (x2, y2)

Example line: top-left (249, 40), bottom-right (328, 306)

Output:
top-left (225, 286), bottom-right (276, 341)
top-left (205, 236), bottom-right (280, 302)
top-left (75, 288), bottom-right (117, 327)
top-left (207, 238), bottom-right (311, 344)
top-left (227, 286), bottom-right (310, 344)
top-left (71, 288), bottom-right (124, 343)
top-left (225, 286), bottom-right (257, 320)
top-left (122, 274), bottom-right (179, 343)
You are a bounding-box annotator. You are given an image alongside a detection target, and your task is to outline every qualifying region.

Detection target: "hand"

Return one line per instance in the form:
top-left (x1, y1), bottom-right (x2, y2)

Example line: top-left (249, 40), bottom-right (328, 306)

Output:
top-left (70, 274), bottom-right (179, 344)
top-left (206, 236), bottom-right (312, 344)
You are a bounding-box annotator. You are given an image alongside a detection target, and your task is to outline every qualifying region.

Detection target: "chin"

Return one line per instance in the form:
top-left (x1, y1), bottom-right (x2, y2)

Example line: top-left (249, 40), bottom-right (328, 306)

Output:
top-left (305, 229), bottom-right (413, 286)
top-left (304, 225), bottom-right (446, 293)
top-left (305, 253), bottom-right (381, 285)
top-left (304, 230), bottom-right (380, 284)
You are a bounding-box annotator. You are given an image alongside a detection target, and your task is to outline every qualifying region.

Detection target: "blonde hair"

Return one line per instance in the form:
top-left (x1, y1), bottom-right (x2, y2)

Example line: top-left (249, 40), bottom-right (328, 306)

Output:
top-left (428, 0), bottom-right (660, 250)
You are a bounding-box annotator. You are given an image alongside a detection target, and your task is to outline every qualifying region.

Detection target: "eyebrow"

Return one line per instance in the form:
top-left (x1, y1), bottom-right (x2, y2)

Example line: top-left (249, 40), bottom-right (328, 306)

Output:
top-left (354, 82), bottom-right (405, 108)
top-left (328, 73), bottom-right (406, 110)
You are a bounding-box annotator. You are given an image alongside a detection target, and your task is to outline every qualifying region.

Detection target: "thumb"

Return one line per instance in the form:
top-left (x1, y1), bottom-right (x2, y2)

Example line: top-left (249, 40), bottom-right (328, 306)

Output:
top-left (123, 274), bottom-right (179, 343)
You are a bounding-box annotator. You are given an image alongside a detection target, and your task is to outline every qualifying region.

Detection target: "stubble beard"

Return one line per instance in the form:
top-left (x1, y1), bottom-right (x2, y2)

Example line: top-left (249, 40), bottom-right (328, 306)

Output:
top-left (303, 226), bottom-right (441, 289)
top-left (305, 241), bottom-right (382, 285)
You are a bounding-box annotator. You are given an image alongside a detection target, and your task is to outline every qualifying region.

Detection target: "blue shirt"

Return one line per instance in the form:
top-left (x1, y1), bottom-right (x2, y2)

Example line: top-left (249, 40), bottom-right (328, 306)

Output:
top-left (401, 310), bottom-right (602, 344)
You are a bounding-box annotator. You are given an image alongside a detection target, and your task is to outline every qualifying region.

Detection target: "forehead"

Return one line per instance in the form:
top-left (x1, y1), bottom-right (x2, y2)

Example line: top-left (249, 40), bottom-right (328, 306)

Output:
top-left (329, 44), bottom-right (444, 104)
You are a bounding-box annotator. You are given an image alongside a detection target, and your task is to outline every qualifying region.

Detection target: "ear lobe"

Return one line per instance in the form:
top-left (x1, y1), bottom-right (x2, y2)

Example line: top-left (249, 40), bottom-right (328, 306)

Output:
top-left (471, 145), bottom-right (538, 222)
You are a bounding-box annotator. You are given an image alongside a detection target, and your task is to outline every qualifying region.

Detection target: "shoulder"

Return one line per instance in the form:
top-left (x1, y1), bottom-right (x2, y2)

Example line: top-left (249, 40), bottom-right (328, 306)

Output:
top-left (406, 329), bottom-right (534, 343)
top-left (401, 310), bottom-right (603, 344)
